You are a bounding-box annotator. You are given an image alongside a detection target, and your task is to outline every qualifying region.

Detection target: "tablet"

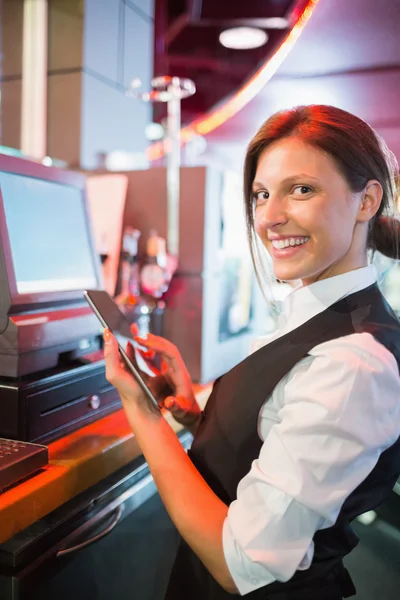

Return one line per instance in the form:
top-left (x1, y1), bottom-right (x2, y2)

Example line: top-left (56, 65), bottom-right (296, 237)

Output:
top-left (84, 289), bottom-right (160, 411)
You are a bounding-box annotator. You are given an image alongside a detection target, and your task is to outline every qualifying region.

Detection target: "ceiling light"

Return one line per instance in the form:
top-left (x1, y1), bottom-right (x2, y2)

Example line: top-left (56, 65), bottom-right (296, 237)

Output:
top-left (219, 27), bottom-right (268, 50)
top-left (145, 122), bottom-right (164, 141)
top-left (263, 17), bottom-right (289, 29)
top-left (146, 0), bottom-right (321, 161)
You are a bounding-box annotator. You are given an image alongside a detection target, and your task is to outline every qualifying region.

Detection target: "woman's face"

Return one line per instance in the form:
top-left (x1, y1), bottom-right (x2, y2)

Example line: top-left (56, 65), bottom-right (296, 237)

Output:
top-left (253, 137), bottom-right (367, 286)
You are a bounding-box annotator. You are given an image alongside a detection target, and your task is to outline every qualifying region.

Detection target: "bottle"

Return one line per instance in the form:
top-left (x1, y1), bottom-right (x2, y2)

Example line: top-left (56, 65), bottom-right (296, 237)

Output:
top-left (140, 230), bottom-right (169, 299)
top-left (115, 227), bottom-right (156, 337)
top-left (115, 227), bottom-right (140, 306)
top-left (129, 243), bottom-right (155, 337)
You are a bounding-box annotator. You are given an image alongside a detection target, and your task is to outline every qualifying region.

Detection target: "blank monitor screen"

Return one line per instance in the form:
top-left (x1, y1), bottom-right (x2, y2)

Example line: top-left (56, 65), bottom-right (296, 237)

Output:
top-left (1, 171), bottom-right (98, 295)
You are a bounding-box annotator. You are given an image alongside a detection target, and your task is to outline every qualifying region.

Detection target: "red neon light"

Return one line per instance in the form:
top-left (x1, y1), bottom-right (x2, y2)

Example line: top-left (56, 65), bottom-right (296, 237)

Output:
top-left (146, 0), bottom-right (321, 162)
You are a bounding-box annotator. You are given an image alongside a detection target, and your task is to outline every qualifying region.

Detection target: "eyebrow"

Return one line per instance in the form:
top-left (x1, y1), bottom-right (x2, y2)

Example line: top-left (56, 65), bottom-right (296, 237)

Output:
top-left (252, 174), bottom-right (321, 189)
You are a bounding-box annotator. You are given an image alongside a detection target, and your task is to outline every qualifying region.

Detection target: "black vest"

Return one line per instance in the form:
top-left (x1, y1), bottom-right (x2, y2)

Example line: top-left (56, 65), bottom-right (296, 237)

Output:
top-left (171, 284), bottom-right (400, 599)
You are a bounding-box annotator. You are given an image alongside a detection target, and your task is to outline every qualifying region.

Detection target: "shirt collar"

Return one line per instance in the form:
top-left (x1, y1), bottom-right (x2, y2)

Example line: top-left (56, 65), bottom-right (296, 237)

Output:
top-left (280, 265), bottom-right (377, 335)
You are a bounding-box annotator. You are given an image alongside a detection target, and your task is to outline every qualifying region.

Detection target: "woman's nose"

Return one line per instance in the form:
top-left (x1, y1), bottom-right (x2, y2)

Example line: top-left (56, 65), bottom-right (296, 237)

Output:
top-left (255, 196), bottom-right (287, 230)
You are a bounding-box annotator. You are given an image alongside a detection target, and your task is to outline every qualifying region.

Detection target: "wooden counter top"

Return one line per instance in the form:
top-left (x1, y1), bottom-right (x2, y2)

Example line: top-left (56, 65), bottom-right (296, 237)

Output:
top-left (0, 384), bottom-right (212, 544)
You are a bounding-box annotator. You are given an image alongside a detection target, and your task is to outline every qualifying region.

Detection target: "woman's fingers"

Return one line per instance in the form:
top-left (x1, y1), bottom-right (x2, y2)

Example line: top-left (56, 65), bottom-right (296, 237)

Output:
top-left (130, 322), bottom-right (139, 336)
top-left (126, 341), bottom-right (157, 375)
top-left (128, 334), bottom-right (192, 399)
top-left (163, 395), bottom-right (201, 428)
top-left (126, 341), bottom-right (139, 366)
top-left (163, 395), bottom-right (190, 415)
top-left (164, 396), bottom-right (176, 410)
top-left (135, 334), bottom-right (179, 363)
top-left (103, 329), bottom-right (125, 385)
top-left (138, 347), bottom-right (156, 360)
top-left (104, 331), bottom-right (146, 404)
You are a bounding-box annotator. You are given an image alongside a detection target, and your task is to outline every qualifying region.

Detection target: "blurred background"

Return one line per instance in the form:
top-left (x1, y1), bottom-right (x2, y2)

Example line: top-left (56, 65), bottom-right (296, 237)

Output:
top-left (1, 0), bottom-right (399, 167)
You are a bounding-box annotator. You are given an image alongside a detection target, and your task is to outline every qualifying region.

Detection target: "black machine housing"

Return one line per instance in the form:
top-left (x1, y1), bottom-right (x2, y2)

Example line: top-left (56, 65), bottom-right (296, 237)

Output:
top-left (0, 154), bottom-right (121, 442)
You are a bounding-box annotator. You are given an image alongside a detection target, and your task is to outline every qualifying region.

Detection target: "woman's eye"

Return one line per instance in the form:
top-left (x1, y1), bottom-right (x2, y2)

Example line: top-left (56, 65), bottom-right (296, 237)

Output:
top-left (253, 190), bottom-right (269, 204)
top-left (292, 185), bottom-right (313, 196)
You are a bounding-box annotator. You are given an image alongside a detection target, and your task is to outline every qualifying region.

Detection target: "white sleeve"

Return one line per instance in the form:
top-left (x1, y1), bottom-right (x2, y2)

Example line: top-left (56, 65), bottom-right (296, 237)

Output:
top-left (222, 333), bottom-right (400, 596)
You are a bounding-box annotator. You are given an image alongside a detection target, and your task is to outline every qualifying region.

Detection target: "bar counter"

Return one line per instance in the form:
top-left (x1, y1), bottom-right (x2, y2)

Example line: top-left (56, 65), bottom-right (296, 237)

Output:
top-left (0, 384), bottom-right (212, 545)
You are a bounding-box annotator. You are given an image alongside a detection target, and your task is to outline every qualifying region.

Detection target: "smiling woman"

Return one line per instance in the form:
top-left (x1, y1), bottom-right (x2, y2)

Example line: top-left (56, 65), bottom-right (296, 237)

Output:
top-left (244, 105), bottom-right (400, 288)
top-left (103, 105), bottom-right (400, 600)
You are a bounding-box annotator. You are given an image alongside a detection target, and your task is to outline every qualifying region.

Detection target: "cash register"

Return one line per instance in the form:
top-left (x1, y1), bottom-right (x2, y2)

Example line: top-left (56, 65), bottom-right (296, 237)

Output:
top-left (0, 154), bottom-right (121, 445)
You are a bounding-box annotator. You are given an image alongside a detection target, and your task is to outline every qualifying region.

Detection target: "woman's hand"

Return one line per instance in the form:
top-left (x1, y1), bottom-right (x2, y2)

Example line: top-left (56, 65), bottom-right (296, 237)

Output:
top-left (132, 327), bottom-right (202, 431)
top-left (103, 328), bottom-right (158, 415)
top-left (103, 325), bottom-right (202, 431)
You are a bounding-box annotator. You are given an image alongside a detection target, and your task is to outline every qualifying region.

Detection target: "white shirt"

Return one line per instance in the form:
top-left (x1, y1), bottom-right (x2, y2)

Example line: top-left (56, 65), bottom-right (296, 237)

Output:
top-left (222, 266), bottom-right (400, 596)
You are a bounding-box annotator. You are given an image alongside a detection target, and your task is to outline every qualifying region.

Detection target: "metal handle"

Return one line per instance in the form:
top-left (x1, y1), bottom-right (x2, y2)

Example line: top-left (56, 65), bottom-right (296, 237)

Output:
top-left (56, 472), bottom-right (155, 558)
top-left (56, 505), bottom-right (122, 557)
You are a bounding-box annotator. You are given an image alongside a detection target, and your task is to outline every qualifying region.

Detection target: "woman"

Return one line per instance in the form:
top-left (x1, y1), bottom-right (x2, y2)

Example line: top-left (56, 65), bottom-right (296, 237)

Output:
top-left (103, 105), bottom-right (400, 599)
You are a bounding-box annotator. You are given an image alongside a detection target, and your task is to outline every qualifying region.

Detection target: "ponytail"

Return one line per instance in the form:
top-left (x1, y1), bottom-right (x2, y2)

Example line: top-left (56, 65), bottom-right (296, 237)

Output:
top-left (372, 215), bottom-right (400, 260)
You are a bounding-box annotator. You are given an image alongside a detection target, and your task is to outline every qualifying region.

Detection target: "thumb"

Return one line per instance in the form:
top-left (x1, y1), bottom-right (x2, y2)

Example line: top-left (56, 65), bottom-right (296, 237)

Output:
top-left (164, 396), bottom-right (178, 411)
top-left (103, 329), bottom-right (124, 383)
top-left (164, 395), bottom-right (191, 415)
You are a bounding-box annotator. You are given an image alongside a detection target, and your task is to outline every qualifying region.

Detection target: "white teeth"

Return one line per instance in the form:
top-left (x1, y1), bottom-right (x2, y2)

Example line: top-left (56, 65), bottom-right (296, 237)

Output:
top-left (272, 237), bottom-right (309, 249)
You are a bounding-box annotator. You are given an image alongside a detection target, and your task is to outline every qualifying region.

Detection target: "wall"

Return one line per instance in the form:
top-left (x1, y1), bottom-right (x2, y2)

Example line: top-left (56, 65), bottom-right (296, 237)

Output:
top-left (1, 0), bottom-right (24, 150)
top-left (79, 0), bottom-right (154, 168)
top-left (1, 0), bottom-right (154, 168)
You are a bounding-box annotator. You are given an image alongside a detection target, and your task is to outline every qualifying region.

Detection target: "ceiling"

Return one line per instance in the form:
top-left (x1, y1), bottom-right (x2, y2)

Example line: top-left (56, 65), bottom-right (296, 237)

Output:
top-left (153, 0), bottom-right (309, 124)
top-left (152, 0), bottom-right (400, 169)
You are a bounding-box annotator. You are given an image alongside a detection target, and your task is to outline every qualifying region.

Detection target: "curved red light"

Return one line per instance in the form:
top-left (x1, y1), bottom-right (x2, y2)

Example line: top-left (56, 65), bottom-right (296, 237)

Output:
top-left (146, 0), bottom-right (321, 162)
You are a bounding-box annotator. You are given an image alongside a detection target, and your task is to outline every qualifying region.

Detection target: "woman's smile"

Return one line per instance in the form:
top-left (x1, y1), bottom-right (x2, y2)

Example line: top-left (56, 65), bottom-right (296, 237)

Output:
top-left (269, 236), bottom-right (310, 259)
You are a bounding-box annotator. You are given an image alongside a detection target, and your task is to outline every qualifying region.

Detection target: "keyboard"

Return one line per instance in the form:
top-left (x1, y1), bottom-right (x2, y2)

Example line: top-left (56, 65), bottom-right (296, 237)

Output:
top-left (0, 438), bottom-right (49, 491)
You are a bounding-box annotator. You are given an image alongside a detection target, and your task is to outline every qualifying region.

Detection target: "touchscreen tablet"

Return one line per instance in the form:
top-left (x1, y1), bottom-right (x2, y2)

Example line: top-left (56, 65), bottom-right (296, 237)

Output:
top-left (84, 289), bottom-right (160, 411)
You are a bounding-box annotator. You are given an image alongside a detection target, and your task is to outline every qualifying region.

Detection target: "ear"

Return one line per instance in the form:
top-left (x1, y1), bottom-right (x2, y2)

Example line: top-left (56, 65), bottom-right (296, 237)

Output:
top-left (356, 180), bottom-right (383, 223)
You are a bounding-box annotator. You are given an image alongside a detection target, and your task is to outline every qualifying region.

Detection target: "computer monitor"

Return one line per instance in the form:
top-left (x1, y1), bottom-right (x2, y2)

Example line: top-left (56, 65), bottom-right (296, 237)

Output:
top-left (0, 154), bottom-right (104, 377)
